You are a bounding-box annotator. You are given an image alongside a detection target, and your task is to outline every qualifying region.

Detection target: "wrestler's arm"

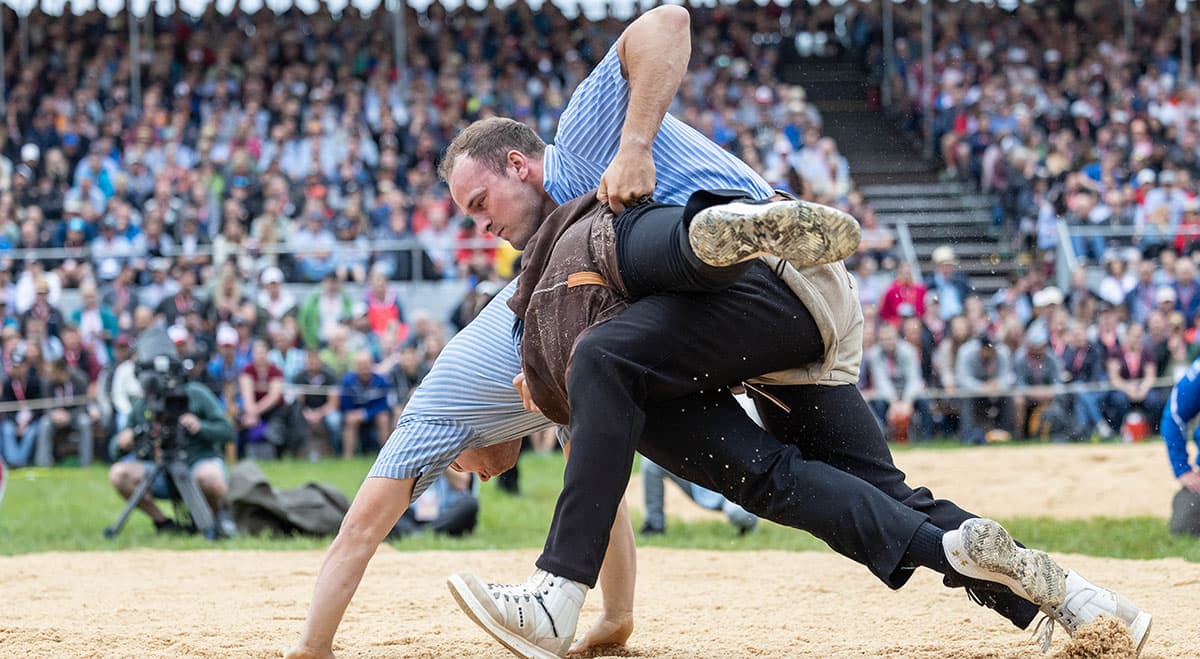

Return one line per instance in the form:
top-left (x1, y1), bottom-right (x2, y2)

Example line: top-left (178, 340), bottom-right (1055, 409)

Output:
top-left (599, 5), bottom-right (692, 212)
top-left (286, 476), bottom-right (415, 659)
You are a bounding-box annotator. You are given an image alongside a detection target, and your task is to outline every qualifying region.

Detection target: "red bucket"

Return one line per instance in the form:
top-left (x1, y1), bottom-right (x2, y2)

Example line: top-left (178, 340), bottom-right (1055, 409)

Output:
top-left (1121, 412), bottom-right (1148, 443)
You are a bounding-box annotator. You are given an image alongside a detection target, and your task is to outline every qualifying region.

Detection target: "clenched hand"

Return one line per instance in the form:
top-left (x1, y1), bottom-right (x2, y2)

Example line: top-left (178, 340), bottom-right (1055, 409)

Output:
top-left (597, 146), bottom-right (655, 214)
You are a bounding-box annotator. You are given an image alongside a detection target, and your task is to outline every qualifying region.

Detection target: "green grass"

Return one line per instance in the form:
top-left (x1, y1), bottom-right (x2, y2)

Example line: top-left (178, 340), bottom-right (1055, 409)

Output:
top-left (1, 451), bottom-right (1195, 561)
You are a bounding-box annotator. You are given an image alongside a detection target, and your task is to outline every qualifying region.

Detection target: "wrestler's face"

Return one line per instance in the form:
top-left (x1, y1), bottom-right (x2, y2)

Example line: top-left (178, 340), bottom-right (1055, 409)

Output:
top-left (449, 152), bottom-right (543, 249)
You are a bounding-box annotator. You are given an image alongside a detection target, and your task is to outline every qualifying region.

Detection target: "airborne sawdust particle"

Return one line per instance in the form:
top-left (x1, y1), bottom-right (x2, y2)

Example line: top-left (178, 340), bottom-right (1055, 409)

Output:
top-left (1052, 615), bottom-right (1136, 659)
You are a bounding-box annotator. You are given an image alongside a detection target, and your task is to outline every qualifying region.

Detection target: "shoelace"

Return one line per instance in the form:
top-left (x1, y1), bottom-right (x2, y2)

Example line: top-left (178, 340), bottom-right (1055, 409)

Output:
top-left (487, 581), bottom-right (534, 603)
top-left (1031, 615), bottom-right (1057, 653)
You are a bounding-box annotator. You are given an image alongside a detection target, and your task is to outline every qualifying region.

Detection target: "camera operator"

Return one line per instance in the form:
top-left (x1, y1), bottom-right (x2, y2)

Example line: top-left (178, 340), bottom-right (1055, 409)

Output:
top-left (106, 367), bottom-right (235, 533)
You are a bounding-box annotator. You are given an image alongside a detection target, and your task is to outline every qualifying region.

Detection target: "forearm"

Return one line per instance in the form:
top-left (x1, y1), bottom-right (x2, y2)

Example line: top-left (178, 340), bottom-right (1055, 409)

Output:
top-left (296, 477), bottom-right (414, 653)
top-left (616, 6), bottom-right (691, 153)
top-left (1164, 421), bottom-right (1191, 477)
top-left (598, 497), bottom-right (636, 619)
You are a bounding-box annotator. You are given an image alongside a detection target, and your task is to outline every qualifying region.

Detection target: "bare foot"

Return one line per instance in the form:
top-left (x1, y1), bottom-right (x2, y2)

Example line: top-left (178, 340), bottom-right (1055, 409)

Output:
top-left (568, 614), bottom-right (634, 655)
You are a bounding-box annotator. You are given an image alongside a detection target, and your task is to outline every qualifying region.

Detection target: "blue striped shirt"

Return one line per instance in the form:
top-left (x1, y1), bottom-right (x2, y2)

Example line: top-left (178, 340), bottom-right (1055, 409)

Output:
top-left (369, 41), bottom-right (770, 501)
top-left (368, 279), bottom-right (551, 500)
top-left (544, 43), bottom-right (773, 206)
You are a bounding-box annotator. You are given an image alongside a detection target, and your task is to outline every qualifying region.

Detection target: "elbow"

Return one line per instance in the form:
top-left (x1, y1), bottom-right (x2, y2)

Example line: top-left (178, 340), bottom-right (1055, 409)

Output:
top-left (652, 5), bottom-right (691, 34)
top-left (628, 6), bottom-right (690, 52)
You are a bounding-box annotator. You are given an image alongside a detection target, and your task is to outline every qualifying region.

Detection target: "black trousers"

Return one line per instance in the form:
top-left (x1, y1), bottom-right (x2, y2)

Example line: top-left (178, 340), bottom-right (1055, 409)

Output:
top-left (534, 201), bottom-right (1039, 629)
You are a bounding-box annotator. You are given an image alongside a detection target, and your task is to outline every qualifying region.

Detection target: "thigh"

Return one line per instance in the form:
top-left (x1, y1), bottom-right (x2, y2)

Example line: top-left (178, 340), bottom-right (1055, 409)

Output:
top-left (580, 261), bottom-right (823, 404)
top-left (190, 457), bottom-right (228, 483)
top-left (752, 384), bottom-right (980, 529)
top-left (752, 385), bottom-right (910, 496)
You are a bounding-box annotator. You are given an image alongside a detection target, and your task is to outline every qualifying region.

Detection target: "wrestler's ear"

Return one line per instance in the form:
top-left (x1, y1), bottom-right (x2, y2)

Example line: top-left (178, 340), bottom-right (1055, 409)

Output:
top-left (507, 149), bottom-right (528, 178)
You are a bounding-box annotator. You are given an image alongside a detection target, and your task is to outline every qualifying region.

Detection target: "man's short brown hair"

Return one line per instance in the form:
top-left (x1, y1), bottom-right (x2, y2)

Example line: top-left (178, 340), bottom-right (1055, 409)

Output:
top-left (438, 117), bottom-right (546, 182)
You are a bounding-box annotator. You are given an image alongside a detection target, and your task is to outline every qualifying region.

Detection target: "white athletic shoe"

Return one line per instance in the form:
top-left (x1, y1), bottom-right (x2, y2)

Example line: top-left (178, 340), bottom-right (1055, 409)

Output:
top-left (687, 198), bottom-right (861, 268)
top-left (942, 518), bottom-right (1067, 607)
top-left (448, 569), bottom-right (587, 659)
top-left (1033, 571), bottom-right (1153, 656)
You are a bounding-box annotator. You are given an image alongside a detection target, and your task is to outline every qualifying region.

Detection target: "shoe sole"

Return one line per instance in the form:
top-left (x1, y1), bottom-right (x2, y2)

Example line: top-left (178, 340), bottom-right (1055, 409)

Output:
top-left (447, 573), bottom-right (564, 659)
top-left (945, 518), bottom-right (1067, 608)
top-left (688, 199), bottom-right (861, 268)
top-left (1131, 611), bottom-right (1152, 657)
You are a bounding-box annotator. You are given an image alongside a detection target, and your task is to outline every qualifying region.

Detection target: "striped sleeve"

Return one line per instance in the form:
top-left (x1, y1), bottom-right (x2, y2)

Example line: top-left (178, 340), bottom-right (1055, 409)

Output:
top-left (553, 44), bottom-right (629, 166)
top-left (368, 416), bottom-right (474, 502)
top-left (546, 44), bottom-right (774, 207)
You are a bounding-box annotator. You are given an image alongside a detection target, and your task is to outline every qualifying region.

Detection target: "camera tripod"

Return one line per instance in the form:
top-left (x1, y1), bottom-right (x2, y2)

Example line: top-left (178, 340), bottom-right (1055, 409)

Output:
top-left (104, 448), bottom-right (219, 541)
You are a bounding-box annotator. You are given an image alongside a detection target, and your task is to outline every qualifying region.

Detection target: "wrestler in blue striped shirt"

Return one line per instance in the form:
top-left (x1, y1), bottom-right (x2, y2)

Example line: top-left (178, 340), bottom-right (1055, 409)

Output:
top-left (370, 41), bottom-right (771, 502)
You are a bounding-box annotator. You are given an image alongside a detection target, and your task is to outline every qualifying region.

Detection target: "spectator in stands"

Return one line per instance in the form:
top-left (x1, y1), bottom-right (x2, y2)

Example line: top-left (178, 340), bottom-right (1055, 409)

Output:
top-left (257, 266), bottom-right (296, 329)
top-left (393, 472), bottom-right (479, 538)
top-left (856, 205), bottom-right (894, 264)
top-left (364, 268), bottom-right (406, 341)
top-left (37, 358), bottom-right (95, 467)
top-left (333, 217), bottom-right (371, 284)
top-left (1028, 287), bottom-right (1064, 341)
top-left (22, 277), bottom-right (64, 338)
top-left (1126, 260), bottom-right (1160, 325)
top-left (320, 325), bottom-right (355, 378)
top-left (155, 269), bottom-right (200, 326)
top-left (1013, 326), bottom-right (1062, 440)
top-left (0, 349), bottom-right (44, 467)
top-left (990, 272), bottom-right (1034, 328)
top-left (1106, 322), bottom-right (1167, 432)
top-left (291, 211), bottom-right (337, 282)
top-left (295, 348), bottom-right (342, 459)
top-left (338, 350), bottom-right (391, 458)
top-left (956, 333), bottom-right (1016, 444)
top-left (879, 261), bottom-right (925, 327)
top-left (107, 334), bottom-right (141, 433)
top-left (866, 322), bottom-right (927, 442)
top-left (1097, 254), bottom-right (1131, 308)
top-left (25, 317), bottom-right (63, 363)
top-left (206, 325), bottom-right (241, 409)
top-left (298, 272), bottom-right (353, 350)
top-left (1061, 320), bottom-right (1112, 440)
top-left (269, 328), bottom-right (307, 383)
top-left (60, 325), bottom-right (101, 391)
top-left (1138, 169), bottom-right (1186, 249)
top-left (1174, 258), bottom-right (1200, 327)
top-left (72, 278), bottom-right (117, 364)
top-left (927, 246), bottom-right (972, 320)
top-left (238, 338), bottom-right (289, 460)
top-left (852, 255), bottom-right (887, 309)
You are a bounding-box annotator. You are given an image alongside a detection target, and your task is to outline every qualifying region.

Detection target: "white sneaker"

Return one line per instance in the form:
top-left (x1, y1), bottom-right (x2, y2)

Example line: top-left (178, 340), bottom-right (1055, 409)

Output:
top-left (942, 518), bottom-right (1067, 607)
top-left (688, 199), bottom-right (861, 268)
top-left (448, 569), bottom-right (587, 659)
top-left (1034, 571), bottom-right (1153, 656)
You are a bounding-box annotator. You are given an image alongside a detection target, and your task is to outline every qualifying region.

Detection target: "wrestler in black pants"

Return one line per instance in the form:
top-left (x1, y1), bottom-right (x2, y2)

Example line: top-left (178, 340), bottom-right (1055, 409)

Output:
top-left (533, 196), bottom-right (1039, 629)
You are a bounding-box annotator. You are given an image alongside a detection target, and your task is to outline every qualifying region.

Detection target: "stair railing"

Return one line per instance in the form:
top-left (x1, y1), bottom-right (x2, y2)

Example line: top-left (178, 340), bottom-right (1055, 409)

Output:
top-left (1055, 217), bottom-right (1080, 290)
top-left (894, 219), bottom-right (924, 283)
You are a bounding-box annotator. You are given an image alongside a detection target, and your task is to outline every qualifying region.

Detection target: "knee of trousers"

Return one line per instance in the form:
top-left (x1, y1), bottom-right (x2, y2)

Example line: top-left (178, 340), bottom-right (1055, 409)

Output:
top-left (568, 333), bottom-right (645, 400)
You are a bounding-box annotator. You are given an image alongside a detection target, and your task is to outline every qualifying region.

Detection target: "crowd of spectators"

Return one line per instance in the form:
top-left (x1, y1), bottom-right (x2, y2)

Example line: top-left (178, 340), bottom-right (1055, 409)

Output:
top-left (873, 0), bottom-right (1200, 258)
top-left (786, 0), bottom-right (1196, 443)
top-left (854, 239), bottom-right (1197, 444)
